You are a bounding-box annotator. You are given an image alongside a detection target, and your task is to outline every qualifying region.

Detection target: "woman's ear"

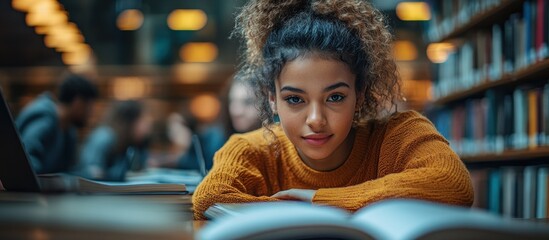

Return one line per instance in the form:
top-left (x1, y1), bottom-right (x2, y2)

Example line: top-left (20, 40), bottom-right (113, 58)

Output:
top-left (269, 92), bottom-right (277, 114)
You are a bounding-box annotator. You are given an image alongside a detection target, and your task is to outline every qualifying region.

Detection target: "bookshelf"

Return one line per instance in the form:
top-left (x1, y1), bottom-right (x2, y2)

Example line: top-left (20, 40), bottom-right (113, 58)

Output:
top-left (434, 58), bottom-right (549, 105)
top-left (434, 0), bottom-right (523, 42)
top-left (462, 147), bottom-right (549, 163)
top-left (425, 0), bottom-right (549, 219)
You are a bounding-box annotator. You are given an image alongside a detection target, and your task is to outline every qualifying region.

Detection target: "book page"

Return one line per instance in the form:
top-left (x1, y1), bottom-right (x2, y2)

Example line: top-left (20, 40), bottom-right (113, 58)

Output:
top-left (200, 202), bottom-right (384, 240)
top-left (78, 177), bottom-right (187, 194)
top-left (350, 199), bottom-right (549, 240)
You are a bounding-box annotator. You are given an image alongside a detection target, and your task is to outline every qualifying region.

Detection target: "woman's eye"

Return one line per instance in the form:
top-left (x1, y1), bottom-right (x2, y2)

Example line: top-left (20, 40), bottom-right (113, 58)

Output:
top-left (327, 94), bottom-right (345, 102)
top-left (284, 96), bottom-right (303, 105)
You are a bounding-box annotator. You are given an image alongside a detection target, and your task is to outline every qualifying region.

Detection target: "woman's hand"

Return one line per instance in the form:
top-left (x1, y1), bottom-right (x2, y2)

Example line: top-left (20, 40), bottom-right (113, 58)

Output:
top-left (271, 189), bottom-right (317, 202)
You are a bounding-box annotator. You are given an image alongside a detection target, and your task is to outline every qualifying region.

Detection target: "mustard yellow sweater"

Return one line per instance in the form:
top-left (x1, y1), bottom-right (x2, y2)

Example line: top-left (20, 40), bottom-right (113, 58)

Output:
top-left (192, 111), bottom-right (474, 220)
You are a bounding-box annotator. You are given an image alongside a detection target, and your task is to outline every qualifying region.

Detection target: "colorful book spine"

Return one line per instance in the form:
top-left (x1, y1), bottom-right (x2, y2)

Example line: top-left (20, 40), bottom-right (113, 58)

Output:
top-left (536, 167), bottom-right (548, 218)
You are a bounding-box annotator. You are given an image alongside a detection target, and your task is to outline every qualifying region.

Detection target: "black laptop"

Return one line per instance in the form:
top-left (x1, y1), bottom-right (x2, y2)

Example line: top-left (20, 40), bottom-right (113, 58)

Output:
top-left (0, 87), bottom-right (41, 192)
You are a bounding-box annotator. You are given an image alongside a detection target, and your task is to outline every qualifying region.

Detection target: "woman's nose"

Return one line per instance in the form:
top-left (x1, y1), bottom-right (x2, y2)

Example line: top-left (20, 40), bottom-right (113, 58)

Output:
top-left (305, 103), bottom-right (326, 130)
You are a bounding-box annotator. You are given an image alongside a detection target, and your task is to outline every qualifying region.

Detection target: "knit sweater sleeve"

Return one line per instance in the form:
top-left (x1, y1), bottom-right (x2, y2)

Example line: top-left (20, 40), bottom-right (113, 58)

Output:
top-left (313, 111), bottom-right (474, 211)
top-left (192, 135), bottom-right (279, 220)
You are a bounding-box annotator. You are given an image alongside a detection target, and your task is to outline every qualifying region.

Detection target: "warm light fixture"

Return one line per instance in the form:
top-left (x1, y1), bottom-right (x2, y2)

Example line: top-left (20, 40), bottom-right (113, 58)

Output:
top-left (25, 0), bottom-right (63, 27)
top-left (402, 79), bottom-right (432, 101)
top-left (117, 9), bottom-right (144, 31)
top-left (426, 42), bottom-right (455, 63)
top-left (26, 10), bottom-right (67, 27)
top-left (59, 42), bottom-right (89, 54)
top-left (396, 2), bottom-right (431, 21)
top-left (19, 0), bottom-right (93, 66)
top-left (27, 0), bottom-right (59, 14)
top-left (44, 24), bottom-right (84, 50)
top-left (61, 44), bottom-right (91, 65)
top-left (167, 9), bottom-right (207, 30)
top-left (174, 63), bottom-right (210, 83)
top-left (393, 40), bottom-right (418, 61)
top-left (179, 42), bottom-right (218, 63)
top-left (190, 94), bottom-right (221, 122)
top-left (34, 25), bottom-right (49, 34)
top-left (112, 77), bottom-right (149, 100)
top-left (12, 0), bottom-right (40, 12)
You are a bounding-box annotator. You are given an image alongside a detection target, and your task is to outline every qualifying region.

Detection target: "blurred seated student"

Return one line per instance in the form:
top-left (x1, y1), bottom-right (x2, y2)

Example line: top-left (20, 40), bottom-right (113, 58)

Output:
top-left (227, 72), bottom-right (262, 134)
top-left (16, 73), bottom-right (98, 174)
top-left (78, 100), bottom-right (153, 181)
top-left (158, 107), bottom-right (225, 172)
top-left (168, 76), bottom-right (262, 171)
top-left (147, 111), bottom-right (195, 169)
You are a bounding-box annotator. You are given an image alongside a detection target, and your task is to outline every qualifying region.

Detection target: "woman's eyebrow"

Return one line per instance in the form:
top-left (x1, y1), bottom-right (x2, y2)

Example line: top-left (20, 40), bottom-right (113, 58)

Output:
top-left (324, 82), bottom-right (350, 92)
top-left (280, 82), bottom-right (350, 93)
top-left (280, 86), bottom-right (305, 93)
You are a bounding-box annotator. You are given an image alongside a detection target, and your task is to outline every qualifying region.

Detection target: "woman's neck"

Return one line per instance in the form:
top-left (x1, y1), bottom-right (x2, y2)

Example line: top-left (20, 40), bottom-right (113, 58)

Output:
top-left (297, 128), bottom-right (356, 172)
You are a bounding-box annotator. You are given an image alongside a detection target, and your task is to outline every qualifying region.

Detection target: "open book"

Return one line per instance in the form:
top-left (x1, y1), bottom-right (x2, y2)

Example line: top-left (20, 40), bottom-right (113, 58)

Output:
top-left (38, 173), bottom-right (188, 195)
top-left (77, 178), bottom-right (188, 195)
top-left (200, 199), bottom-right (549, 240)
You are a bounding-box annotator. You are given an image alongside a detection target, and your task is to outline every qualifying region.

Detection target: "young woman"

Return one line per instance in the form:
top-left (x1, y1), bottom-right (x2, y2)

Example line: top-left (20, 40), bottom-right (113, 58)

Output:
top-left (192, 0), bottom-right (473, 220)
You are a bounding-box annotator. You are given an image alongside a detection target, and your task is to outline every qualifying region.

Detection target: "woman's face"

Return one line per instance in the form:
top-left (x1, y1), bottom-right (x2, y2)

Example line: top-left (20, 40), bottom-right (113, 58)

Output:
top-left (273, 55), bottom-right (357, 171)
top-left (229, 82), bottom-right (260, 133)
top-left (133, 113), bottom-right (153, 144)
top-left (167, 113), bottom-right (193, 151)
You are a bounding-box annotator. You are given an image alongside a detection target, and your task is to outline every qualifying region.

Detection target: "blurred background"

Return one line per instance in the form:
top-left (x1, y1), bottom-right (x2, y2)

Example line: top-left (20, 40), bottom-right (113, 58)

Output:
top-left (4, 0), bottom-right (549, 220)
top-left (0, 0), bottom-right (434, 159)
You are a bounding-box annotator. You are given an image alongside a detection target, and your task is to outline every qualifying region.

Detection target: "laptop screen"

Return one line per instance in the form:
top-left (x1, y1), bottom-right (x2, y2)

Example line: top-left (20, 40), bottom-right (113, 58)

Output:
top-left (0, 88), bottom-right (41, 192)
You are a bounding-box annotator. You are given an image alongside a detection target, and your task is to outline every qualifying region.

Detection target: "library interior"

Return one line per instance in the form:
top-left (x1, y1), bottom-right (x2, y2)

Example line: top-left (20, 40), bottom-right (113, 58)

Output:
top-left (1, 0), bottom-right (549, 239)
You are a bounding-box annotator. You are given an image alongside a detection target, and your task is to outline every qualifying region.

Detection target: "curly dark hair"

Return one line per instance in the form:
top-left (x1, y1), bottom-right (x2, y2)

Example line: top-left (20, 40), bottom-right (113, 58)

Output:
top-left (233, 0), bottom-right (401, 129)
top-left (57, 73), bottom-right (98, 104)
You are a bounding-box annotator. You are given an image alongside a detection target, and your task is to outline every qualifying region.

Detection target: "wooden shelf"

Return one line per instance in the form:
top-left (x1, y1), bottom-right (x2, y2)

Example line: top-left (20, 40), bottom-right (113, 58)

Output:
top-left (436, 0), bottom-right (523, 42)
top-left (461, 147), bottom-right (549, 163)
top-left (433, 59), bottom-right (549, 105)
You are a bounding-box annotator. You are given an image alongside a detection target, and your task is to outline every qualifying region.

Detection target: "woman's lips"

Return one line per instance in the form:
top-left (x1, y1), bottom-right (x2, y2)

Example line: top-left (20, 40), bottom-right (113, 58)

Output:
top-left (302, 134), bottom-right (332, 146)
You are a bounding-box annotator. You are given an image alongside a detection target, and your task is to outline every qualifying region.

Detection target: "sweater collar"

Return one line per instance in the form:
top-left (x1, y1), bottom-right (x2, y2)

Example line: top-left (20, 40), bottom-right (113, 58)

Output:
top-left (275, 124), bottom-right (373, 187)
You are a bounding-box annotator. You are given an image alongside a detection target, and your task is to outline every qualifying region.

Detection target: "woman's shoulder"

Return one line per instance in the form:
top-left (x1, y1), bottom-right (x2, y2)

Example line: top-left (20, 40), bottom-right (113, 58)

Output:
top-left (226, 125), bottom-right (281, 147)
top-left (384, 110), bottom-right (435, 133)
top-left (357, 110), bottom-right (436, 139)
top-left (387, 110), bottom-right (429, 125)
top-left (214, 126), bottom-right (285, 167)
top-left (382, 110), bottom-right (445, 142)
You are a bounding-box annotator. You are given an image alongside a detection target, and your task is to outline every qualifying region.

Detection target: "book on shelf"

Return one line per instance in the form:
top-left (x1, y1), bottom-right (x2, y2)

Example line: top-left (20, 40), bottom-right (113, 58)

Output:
top-left (524, 165), bottom-right (538, 218)
top-left (470, 165), bottom-right (549, 218)
top-left (536, 166), bottom-right (549, 218)
top-left (470, 168), bottom-right (489, 209)
top-left (431, 0), bottom-right (549, 101)
top-left (426, 0), bottom-right (503, 42)
top-left (37, 172), bottom-right (189, 195)
top-left (199, 199), bottom-right (549, 240)
top-left (430, 81), bottom-right (549, 157)
top-left (488, 168), bottom-right (502, 214)
top-left (501, 166), bottom-right (522, 218)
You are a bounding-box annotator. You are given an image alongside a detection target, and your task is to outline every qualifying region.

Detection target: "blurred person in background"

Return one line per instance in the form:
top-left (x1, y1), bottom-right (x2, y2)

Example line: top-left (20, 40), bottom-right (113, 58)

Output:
top-left (148, 110), bottom-right (196, 169)
top-left (78, 100), bottom-right (153, 181)
top-left (166, 108), bottom-right (226, 172)
top-left (163, 73), bottom-right (261, 172)
top-left (16, 73), bottom-right (98, 174)
top-left (227, 72), bottom-right (262, 134)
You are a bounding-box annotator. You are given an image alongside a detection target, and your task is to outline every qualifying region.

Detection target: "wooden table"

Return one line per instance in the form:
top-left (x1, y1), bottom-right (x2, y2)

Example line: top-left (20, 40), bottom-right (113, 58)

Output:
top-left (0, 192), bottom-right (196, 239)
